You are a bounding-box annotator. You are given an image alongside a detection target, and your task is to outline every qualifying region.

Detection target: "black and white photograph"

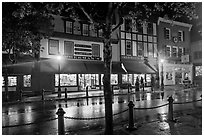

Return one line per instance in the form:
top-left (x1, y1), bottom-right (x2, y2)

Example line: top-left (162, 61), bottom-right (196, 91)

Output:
top-left (2, 1), bottom-right (202, 135)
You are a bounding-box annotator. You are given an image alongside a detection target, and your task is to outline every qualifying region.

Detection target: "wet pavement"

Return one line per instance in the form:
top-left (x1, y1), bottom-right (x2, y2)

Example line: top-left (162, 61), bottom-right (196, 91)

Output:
top-left (2, 86), bottom-right (202, 135)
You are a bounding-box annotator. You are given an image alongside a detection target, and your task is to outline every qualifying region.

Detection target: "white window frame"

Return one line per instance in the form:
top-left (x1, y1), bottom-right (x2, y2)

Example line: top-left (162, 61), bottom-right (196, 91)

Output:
top-left (178, 30), bottom-right (184, 42)
top-left (178, 47), bottom-right (184, 57)
top-left (66, 21), bottom-right (73, 34)
top-left (165, 28), bottom-right (171, 40)
top-left (83, 24), bottom-right (89, 36)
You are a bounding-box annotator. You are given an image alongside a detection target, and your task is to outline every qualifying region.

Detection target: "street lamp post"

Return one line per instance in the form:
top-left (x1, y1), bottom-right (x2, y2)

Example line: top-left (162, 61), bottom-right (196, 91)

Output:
top-left (160, 59), bottom-right (164, 91)
top-left (57, 55), bottom-right (62, 97)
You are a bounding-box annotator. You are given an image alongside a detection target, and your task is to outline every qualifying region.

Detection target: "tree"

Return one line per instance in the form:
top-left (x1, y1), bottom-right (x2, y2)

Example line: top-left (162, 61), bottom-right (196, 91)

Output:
top-left (2, 2), bottom-right (200, 134)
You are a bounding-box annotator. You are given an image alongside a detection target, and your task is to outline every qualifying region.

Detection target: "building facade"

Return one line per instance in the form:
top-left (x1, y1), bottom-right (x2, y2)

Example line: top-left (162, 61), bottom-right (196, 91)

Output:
top-left (157, 17), bottom-right (193, 86)
top-left (190, 40), bottom-right (202, 86)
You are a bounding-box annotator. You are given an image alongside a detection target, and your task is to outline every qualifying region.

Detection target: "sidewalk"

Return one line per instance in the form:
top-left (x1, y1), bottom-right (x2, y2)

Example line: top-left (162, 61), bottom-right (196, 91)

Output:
top-left (69, 107), bottom-right (202, 135)
top-left (2, 85), bottom-right (200, 105)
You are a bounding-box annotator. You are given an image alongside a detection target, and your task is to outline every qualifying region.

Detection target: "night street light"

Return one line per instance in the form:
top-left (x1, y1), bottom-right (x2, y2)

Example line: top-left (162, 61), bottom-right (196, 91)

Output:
top-left (57, 55), bottom-right (62, 97)
top-left (160, 59), bottom-right (164, 91)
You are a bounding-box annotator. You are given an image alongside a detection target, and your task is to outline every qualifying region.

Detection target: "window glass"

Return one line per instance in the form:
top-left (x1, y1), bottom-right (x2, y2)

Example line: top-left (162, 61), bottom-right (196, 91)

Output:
top-left (8, 76), bottom-right (17, 86)
top-left (49, 39), bottom-right (59, 55)
top-left (138, 35), bottom-right (142, 41)
top-left (148, 36), bottom-right (153, 42)
top-left (144, 43), bottom-right (148, 57)
top-left (126, 41), bottom-right (132, 56)
top-left (178, 47), bottom-right (183, 57)
top-left (153, 44), bottom-right (157, 57)
top-left (147, 23), bottom-right (153, 35)
top-left (24, 75), bottom-right (31, 87)
top-left (166, 46), bottom-right (171, 57)
top-left (83, 24), bottom-right (89, 36)
top-left (66, 21), bottom-right (73, 33)
top-left (55, 74), bottom-right (77, 86)
top-left (195, 66), bottom-right (202, 76)
top-left (122, 74), bottom-right (132, 84)
top-left (172, 47), bottom-right (178, 57)
top-left (138, 42), bottom-right (144, 56)
top-left (143, 35), bottom-right (147, 41)
top-left (111, 74), bottom-right (118, 85)
top-left (64, 41), bottom-right (74, 56)
top-left (92, 44), bottom-right (100, 57)
top-left (133, 34), bottom-right (137, 40)
top-left (164, 28), bottom-right (170, 40)
top-left (148, 43), bottom-right (153, 57)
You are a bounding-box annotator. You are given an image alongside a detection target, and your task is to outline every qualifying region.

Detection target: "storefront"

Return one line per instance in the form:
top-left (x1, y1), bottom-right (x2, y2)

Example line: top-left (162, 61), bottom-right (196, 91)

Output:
top-left (160, 63), bottom-right (193, 85)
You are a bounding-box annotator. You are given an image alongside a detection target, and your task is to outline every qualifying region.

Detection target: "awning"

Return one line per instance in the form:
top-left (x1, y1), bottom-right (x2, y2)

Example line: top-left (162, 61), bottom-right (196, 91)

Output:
top-left (40, 58), bottom-right (126, 74)
top-left (122, 60), bottom-right (156, 74)
top-left (40, 58), bottom-right (105, 74)
top-left (2, 61), bottom-right (34, 75)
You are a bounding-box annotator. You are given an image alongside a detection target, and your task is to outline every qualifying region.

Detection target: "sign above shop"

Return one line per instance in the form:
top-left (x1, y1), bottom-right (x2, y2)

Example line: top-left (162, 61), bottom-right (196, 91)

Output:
top-left (65, 55), bottom-right (102, 60)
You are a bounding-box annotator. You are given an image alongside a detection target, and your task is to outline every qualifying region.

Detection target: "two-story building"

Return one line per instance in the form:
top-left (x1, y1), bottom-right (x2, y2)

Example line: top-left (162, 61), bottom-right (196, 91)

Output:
top-left (157, 17), bottom-right (193, 86)
top-left (2, 14), bottom-right (125, 98)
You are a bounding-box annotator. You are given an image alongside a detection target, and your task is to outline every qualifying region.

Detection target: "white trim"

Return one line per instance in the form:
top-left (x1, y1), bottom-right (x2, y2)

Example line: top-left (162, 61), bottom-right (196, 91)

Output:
top-left (165, 28), bottom-right (171, 40)
top-left (178, 30), bottom-right (184, 42)
top-left (166, 45), bottom-right (172, 57)
top-left (158, 17), bottom-right (192, 31)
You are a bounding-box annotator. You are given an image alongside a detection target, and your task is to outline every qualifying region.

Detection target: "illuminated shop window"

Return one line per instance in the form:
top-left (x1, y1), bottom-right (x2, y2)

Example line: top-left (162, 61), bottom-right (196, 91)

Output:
top-left (24, 75), bottom-right (31, 87)
top-left (101, 74), bottom-right (118, 85)
top-left (122, 74), bottom-right (132, 84)
top-left (195, 66), bottom-right (202, 76)
top-left (8, 76), bottom-right (17, 86)
top-left (2, 76), bottom-right (5, 86)
top-left (55, 74), bottom-right (77, 86)
top-left (78, 74), bottom-right (99, 89)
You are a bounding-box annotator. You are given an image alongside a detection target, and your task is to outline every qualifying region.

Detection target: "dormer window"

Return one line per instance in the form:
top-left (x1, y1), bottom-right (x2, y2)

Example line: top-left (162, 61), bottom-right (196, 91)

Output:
top-left (65, 21), bottom-right (73, 34)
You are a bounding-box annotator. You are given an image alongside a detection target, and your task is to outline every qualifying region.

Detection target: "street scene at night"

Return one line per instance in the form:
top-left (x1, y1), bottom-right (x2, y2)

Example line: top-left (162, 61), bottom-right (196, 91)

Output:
top-left (2, 2), bottom-right (202, 135)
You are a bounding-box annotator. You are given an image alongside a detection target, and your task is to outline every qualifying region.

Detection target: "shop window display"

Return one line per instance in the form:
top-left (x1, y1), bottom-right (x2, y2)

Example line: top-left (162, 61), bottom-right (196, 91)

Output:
top-left (195, 66), bottom-right (202, 76)
top-left (7, 76), bottom-right (17, 86)
top-left (24, 75), bottom-right (31, 87)
top-left (55, 74), bottom-right (77, 86)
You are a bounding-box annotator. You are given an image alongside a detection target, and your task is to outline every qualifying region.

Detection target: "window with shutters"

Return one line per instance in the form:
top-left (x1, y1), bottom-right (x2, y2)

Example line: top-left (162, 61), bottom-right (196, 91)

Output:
top-left (164, 28), bottom-right (171, 40)
top-left (64, 41), bottom-right (74, 56)
top-left (166, 45), bottom-right (171, 57)
top-left (65, 21), bottom-right (73, 34)
top-left (172, 46), bottom-right (178, 57)
top-left (92, 44), bottom-right (100, 57)
top-left (126, 40), bottom-right (132, 56)
top-left (178, 47), bottom-right (183, 57)
top-left (48, 39), bottom-right (59, 55)
top-left (178, 31), bottom-right (184, 42)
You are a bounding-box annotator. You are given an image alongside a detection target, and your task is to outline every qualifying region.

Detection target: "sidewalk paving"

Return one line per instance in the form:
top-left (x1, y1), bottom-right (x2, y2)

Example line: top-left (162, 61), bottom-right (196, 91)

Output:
top-left (2, 85), bottom-right (200, 105)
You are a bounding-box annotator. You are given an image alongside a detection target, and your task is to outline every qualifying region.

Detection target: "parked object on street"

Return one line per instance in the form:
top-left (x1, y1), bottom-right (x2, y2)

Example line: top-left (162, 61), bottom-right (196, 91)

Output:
top-left (135, 77), bottom-right (140, 92)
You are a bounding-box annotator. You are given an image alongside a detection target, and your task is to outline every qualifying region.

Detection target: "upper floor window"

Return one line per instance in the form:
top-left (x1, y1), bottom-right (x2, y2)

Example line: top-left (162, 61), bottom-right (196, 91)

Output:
top-left (172, 46), bottom-right (178, 57)
top-left (178, 47), bottom-right (183, 57)
top-left (83, 24), bottom-right (89, 36)
top-left (153, 44), bottom-right (157, 57)
top-left (65, 21), bottom-right (73, 34)
top-left (126, 40), bottom-right (132, 56)
top-left (92, 44), bottom-right (100, 57)
top-left (138, 42), bottom-right (144, 57)
top-left (147, 23), bottom-right (153, 35)
top-left (64, 41), bottom-right (74, 56)
top-left (166, 45), bottom-right (171, 57)
top-left (48, 39), bottom-right (59, 55)
top-left (148, 43), bottom-right (153, 57)
top-left (125, 19), bottom-right (132, 32)
top-left (178, 31), bottom-right (184, 42)
top-left (164, 28), bottom-right (171, 40)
